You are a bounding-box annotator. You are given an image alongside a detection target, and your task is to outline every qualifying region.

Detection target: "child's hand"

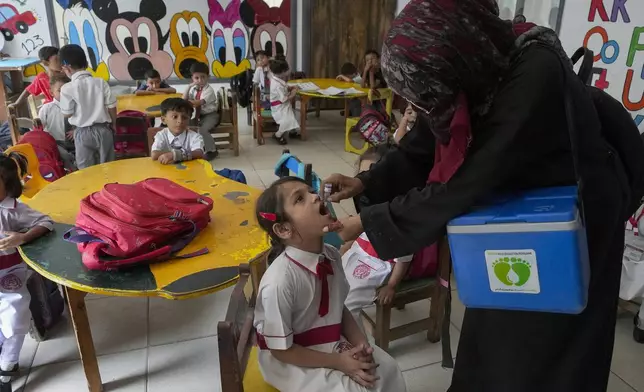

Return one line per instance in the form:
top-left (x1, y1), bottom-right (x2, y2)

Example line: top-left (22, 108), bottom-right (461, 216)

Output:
top-left (376, 285), bottom-right (396, 305)
top-left (0, 232), bottom-right (26, 250)
top-left (335, 345), bottom-right (379, 388)
top-left (66, 130), bottom-right (75, 141)
top-left (158, 152), bottom-right (174, 165)
top-left (190, 100), bottom-right (201, 107)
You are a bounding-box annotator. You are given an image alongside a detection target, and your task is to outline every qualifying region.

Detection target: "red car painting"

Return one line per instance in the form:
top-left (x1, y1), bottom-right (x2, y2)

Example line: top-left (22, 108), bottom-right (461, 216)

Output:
top-left (0, 3), bottom-right (36, 41)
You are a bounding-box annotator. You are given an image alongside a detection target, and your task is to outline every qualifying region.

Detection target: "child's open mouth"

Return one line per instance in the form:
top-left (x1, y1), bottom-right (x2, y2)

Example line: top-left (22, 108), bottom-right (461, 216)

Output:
top-left (319, 202), bottom-right (330, 217)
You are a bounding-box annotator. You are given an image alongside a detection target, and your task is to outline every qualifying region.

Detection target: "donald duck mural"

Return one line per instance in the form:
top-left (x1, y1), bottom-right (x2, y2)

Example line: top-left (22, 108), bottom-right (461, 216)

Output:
top-left (208, 0), bottom-right (252, 78)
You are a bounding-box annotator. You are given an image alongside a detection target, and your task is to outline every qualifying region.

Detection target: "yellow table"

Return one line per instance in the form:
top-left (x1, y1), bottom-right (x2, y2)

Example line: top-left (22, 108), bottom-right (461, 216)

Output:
top-left (290, 78), bottom-right (368, 140)
top-left (116, 93), bottom-right (182, 117)
top-left (19, 158), bottom-right (270, 392)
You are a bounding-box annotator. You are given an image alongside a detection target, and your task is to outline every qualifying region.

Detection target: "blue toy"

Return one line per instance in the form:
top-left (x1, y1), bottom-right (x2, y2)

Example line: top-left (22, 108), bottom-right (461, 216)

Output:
top-left (274, 150), bottom-right (343, 249)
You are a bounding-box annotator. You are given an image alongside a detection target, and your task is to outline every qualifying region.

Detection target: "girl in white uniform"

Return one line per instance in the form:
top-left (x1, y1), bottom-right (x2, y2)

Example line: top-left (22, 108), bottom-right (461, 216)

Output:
top-left (269, 59), bottom-right (300, 145)
top-left (0, 153), bottom-right (53, 392)
top-left (254, 177), bottom-right (406, 392)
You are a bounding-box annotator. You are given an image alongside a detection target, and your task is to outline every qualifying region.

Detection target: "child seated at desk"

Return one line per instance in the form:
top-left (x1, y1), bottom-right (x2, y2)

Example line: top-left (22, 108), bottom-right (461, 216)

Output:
top-left (38, 73), bottom-right (76, 170)
top-left (151, 98), bottom-right (205, 165)
top-left (336, 62), bottom-right (363, 84)
top-left (183, 62), bottom-right (218, 160)
top-left (269, 59), bottom-right (300, 145)
top-left (8, 46), bottom-right (63, 110)
top-left (135, 69), bottom-right (176, 96)
top-left (253, 50), bottom-right (270, 92)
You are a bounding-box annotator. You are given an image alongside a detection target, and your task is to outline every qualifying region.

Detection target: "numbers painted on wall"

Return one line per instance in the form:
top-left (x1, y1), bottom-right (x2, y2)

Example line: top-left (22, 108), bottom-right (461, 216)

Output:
top-left (20, 34), bottom-right (44, 55)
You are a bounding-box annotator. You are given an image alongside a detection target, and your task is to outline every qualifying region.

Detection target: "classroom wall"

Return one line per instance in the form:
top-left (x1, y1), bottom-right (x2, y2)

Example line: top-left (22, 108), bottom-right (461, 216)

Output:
top-left (50, 0), bottom-right (292, 82)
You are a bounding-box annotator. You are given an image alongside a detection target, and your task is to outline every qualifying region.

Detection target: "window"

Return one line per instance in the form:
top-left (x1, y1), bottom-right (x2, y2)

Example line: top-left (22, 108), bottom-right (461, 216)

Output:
top-left (0, 6), bottom-right (17, 22)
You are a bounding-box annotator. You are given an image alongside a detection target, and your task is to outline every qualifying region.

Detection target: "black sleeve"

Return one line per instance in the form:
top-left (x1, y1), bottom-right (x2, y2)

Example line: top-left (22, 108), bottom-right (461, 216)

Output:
top-left (357, 114), bottom-right (436, 204)
top-left (361, 46), bottom-right (568, 260)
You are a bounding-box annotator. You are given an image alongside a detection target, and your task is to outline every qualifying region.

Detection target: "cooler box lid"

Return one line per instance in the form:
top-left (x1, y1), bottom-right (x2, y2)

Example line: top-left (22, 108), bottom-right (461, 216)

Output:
top-left (449, 186), bottom-right (578, 226)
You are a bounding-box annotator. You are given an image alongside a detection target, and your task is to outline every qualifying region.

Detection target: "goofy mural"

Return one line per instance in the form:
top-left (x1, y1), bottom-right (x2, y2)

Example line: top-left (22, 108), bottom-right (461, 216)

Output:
top-left (52, 0), bottom-right (290, 82)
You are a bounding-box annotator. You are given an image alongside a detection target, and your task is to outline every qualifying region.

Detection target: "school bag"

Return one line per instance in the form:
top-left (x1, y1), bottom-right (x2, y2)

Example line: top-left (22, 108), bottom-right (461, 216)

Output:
top-left (230, 69), bottom-right (253, 108)
top-left (353, 103), bottom-right (391, 146)
top-left (114, 110), bottom-right (150, 157)
top-left (27, 272), bottom-right (65, 342)
top-left (19, 126), bottom-right (66, 182)
top-left (215, 168), bottom-right (247, 184)
top-left (63, 178), bottom-right (214, 271)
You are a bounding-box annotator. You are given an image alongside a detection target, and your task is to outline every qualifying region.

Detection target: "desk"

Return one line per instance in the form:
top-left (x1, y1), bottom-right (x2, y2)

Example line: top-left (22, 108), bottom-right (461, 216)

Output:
top-left (291, 78), bottom-right (368, 140)
top-left (116, 93), bottom-right (182, 117)
top-left (0, 57), bottom-right (40, 143)
top-left (19, 158), bottom-right (270, 392)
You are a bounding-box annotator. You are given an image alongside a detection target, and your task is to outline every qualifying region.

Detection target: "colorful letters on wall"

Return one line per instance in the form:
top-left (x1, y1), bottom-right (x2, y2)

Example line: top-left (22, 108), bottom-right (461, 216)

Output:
top-left (560, 0), bottom-right (644, 132)
top-left (52, 0), bottom-right (291, 81)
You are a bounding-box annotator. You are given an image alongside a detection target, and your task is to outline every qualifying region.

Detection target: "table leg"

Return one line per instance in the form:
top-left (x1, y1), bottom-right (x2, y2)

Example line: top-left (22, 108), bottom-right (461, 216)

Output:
top-left (65, 287), bottom-right (103, 392)
top-left (300, 96), bottom-right (309, 141)
top-left (344, 100), bottom-right (349, 123)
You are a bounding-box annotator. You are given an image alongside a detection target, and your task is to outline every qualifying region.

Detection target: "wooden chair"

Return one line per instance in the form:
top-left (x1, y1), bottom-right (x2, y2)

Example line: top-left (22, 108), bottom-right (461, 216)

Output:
top-left (114, 115), bottom-right (150, 159)
top-left (4, 143), bottom-right (50, 200)
top-left (147, 127), bottom-right (162, 155)
top-left (211, 89), bottom-right (240, 156)
top-left (218, 263), bottom-right (278, 392)
top-left (360, 237), bottom-right (452, 351)
top-left (344, 88), bottom-right (395, 155)
top-left (252, 84), bottom-right (277, 145)
top-left (27, 95), bottom-right (44, 119)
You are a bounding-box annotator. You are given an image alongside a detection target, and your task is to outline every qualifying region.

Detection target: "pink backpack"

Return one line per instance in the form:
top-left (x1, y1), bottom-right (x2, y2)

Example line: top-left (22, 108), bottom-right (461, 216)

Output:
top-left (64, 178), bottom-right (213, 271)
top-left (19, 127), bottom-right (66, 182)
top-left (114, 110), bottom-right (149, 156)
top-left (407, 243), bottom-right (438, 280)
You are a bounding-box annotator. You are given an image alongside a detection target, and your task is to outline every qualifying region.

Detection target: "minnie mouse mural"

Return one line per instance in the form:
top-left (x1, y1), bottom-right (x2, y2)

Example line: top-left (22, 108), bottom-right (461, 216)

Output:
top-left (240, 0), bottom-right (291, 60)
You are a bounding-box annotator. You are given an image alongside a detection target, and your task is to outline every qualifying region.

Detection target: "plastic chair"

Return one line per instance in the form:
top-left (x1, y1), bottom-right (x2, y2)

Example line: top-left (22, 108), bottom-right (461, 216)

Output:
top-left (344, 88), bottom-right (394, 155)
top-left (4, 143), bottom-right (50, 199)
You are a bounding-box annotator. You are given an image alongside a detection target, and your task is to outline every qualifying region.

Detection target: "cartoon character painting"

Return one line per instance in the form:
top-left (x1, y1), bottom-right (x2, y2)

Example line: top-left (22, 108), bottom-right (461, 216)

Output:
top-left (240, 0), bottom-right (291, 59)
top-left (169, 11), bottom-right (210, 79)
top-left (92, 0), bottom-right (172, 81)
top-left (56, 0), bottom-right (110, 81)
top-left (208, 0), bottom-right (252, 78)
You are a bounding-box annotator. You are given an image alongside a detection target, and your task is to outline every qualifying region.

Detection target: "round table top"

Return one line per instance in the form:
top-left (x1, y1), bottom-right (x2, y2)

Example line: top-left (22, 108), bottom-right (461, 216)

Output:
top-left (116, 93), bottom-right (183, 117)
top-left (290, 78), bottom-right (368, 99)
top-left (19, 159), bottom-right (270, 299)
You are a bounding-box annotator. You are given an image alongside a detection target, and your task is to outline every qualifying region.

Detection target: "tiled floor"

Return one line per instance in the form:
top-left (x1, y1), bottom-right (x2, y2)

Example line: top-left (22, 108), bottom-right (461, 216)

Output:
top-left (15, 111), bottom-right (644, 391)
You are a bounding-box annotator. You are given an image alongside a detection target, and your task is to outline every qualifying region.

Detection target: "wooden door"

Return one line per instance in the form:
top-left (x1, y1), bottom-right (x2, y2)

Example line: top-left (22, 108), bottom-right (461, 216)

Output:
top-left (310, 0), bottom-right (396, 107)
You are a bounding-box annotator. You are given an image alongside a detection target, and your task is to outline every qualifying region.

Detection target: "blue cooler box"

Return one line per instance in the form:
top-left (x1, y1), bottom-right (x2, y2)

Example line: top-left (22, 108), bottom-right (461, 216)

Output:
top-left (447, 186), bottom-right (589, 314)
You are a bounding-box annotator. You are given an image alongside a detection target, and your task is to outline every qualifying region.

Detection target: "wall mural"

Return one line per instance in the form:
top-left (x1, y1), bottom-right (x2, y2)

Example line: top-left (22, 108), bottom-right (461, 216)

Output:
top-left (49, 0), bottom-right (291, 82)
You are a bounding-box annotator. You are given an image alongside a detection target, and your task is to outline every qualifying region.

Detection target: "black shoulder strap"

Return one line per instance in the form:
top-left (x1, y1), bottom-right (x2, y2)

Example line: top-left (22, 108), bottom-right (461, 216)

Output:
top-left (570, 47), bottom-right (594, 86)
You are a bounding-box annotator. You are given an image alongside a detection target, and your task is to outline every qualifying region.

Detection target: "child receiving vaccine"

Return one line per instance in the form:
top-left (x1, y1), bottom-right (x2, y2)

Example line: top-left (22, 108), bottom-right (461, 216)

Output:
top-left (254, 177), bottom-right (406, 392)
top-left (151, 98), bottom-right (205, 164)
top-left (0, 153), bottom-right (53, 391)
top-left (269, 59), bottom-right (300, 145)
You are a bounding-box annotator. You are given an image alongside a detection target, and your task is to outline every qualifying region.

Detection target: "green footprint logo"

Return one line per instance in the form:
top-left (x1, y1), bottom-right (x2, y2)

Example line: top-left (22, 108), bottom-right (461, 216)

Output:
top-left (492, 257), bottom-right (532, 287)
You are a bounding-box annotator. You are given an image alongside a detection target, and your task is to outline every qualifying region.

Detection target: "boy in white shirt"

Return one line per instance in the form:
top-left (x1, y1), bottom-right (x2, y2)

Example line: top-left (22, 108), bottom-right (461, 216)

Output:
top-left (37, 73), bottom-right (76, 170)
top-left (58, 44), bottom-right (116, 169)
top-left (183, 62), bottom-right (218, 160)
top-left (252, 50), bottom-right (270, 91)
top-left (151, 98), bottom-right (205, 164)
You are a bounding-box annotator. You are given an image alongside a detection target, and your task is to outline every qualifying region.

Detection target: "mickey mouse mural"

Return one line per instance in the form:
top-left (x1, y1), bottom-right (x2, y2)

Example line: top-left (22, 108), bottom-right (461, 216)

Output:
top-left (208, 0), bottom-right (252, 78)
top-left (55, 0), bottom-right (110, 80)
top-left (92, 0), bottom-right (173, 81)
top-left (240, 0), bottom-right (291, 60)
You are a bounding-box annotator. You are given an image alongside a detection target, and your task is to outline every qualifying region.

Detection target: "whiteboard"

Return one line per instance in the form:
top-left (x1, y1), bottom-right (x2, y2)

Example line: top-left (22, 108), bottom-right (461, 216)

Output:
top-left (559, 0), bottom-right (644, 132)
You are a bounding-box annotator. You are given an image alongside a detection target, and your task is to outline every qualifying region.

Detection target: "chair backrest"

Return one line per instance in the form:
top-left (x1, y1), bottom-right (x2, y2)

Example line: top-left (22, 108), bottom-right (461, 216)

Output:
top-left (147, 127), bottom-right (163, 154)
top-left (27, 95), bottom-right (44, 119)
top-left (114, 115), bottom-right (150, 158)
top-left (218, 264), bottom-right (257, 392)
top-left (368, 88), bottom-right (394, 117)
top-left (4, 143), bottom-right (50, 199)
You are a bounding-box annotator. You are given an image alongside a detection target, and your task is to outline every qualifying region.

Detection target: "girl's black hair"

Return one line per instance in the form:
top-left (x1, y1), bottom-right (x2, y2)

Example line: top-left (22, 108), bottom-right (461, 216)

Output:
top-left (269, 59), bottom-right (290, 75)
top-left (0, 152), bottom-right (27, 199)
top-left (256, 176), bottom-right (307, 263)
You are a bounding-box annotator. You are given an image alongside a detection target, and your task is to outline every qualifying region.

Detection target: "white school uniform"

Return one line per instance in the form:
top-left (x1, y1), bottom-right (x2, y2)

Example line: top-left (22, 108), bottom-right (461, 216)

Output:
top-left (253, 66), bottom-right (268, 90)
top-left (254, 244), bottom-right (406, 392)
top-left (343, 233), bottom-right (412, 321)
top-left (187, 84), bottom-right (218, 115)
top-left (150, 128), bottom-right (205, 154)
top-left (59, 71), bottom-right (116, 128)
top-left (269, 74), bottom-right (299, 137)
top-left (0, 198), bottom-right (53, 368)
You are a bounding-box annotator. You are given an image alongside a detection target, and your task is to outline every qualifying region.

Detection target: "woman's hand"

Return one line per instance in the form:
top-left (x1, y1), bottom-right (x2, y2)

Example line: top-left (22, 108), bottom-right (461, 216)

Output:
top-left (334, 345), bottom-right (379, 388)
top-left (325, 215), bottom-right (363, 242)
top-left (322, 174), bottom-right (364, 203)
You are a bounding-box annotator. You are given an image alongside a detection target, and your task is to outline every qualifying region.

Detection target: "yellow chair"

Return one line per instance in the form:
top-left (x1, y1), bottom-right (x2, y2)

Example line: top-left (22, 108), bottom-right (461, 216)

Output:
top-left (4, 143), bottom-right (50, 200)
top-left (344, 88), bottom-right (394, 155)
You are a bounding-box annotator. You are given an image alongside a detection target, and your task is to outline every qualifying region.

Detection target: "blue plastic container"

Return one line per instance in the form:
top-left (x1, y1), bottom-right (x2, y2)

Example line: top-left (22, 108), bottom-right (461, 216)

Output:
top-left (446, 186), bottom-right (589, 314)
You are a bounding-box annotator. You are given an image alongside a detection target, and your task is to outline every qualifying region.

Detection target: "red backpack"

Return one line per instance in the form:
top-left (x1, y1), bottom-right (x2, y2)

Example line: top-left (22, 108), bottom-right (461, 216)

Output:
top-left (354, 103), bottom-right (391, 146)
top-left (114, 110), bottom-right (149, 156)
top-left (19, 127), bottom-right (66, 182)
top-left (63, 178), bottom-right (214, 271)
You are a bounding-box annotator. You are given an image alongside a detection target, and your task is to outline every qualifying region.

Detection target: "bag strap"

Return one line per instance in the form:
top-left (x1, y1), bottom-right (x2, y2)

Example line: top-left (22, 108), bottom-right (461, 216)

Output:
top-left (570, 47), bottom-right (594, 85)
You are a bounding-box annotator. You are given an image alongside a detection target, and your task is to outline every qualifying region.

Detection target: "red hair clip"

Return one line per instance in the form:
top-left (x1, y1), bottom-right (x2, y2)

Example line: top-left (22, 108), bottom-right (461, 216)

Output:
top-left (259, 212), bottom-right (277, 222)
